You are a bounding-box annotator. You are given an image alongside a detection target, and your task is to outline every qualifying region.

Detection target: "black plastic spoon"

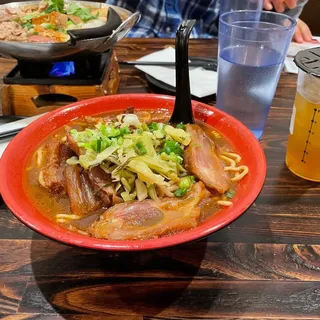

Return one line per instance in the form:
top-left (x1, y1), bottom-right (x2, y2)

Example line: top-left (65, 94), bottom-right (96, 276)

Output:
top-left (169, 20), bottom-right (196, 125)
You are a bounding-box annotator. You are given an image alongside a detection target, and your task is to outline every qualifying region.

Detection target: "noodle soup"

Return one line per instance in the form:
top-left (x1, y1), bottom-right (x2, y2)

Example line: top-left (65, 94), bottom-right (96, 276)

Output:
top-left (23, 108), bottom-right (249, 240)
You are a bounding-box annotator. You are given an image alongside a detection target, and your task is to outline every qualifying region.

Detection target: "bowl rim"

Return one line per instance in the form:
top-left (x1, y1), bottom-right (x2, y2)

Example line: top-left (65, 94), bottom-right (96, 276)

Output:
top-left (0, 94), bottom-right (267, 251)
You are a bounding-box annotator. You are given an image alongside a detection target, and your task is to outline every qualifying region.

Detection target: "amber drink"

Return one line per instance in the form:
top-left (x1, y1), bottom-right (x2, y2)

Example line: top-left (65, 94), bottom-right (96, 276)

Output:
top-left (286, 48), bottom-right (320, 181)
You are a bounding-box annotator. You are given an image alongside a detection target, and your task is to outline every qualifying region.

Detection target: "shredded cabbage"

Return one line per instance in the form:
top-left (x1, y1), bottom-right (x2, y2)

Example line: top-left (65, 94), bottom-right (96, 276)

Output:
top-left (67, 113), bottom-right (192, 201)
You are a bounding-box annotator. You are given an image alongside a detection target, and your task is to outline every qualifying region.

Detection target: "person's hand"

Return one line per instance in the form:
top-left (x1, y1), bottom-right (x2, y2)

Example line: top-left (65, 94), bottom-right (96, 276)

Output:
top-left (293, 19), bottom-right (318, 43)
top-left (264, 0), bottom-right (297, 12)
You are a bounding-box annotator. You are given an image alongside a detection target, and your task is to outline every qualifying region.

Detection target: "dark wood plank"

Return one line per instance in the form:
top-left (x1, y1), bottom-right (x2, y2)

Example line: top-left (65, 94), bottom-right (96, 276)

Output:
top-left (144, 318), bottom-right (320, 320)
top-left (1, 317), bottom-right (319, 320)
top-left (1, 241), bottom-right (320, 281)
top-left (0, 203), bottom-right (45, 240)
top-left (0, 276), bottom-right (29, 314)
top-left (0, 315), bottom-right (142, 320)
top-left (16, 277), bottom-right (320, 318)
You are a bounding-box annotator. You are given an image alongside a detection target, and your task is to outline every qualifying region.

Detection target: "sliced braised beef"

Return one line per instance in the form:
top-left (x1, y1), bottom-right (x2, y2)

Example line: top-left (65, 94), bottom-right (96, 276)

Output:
top-left (112, 194), bottom-right (123, 205)
top-left (82, 116), bottom-right (107, 126)
top-left (87, 166), bottom-right (114, 208)
top-left (129, 110), bottom-right (170, 124)
top-left (89, 182), bottom-right (207, 240)
top-left (59, 143), bottom-right (76, 163)
top-left (77, 110), bottom-right (170, 127)
top-left (66, 129), bottom-right (85, 156)
top-left (184, 124), bottom-right (229, 194)
top-left (38, 139), bottom-right (75, 195)
top-left (64, 165), bottom-right (102, 216)
top-left (65, 126), bottom-right (115, 207)
top-left (141, 110), bottom-right (170, 124)
top-left (125, 106), bottom-right (135, 114)
top-left (123, 107), bottom-right (170, 124)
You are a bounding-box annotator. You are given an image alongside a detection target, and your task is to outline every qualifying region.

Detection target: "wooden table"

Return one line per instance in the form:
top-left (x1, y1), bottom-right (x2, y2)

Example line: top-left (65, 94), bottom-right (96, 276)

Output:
top-left (1, 39), bottom-right (320, 319)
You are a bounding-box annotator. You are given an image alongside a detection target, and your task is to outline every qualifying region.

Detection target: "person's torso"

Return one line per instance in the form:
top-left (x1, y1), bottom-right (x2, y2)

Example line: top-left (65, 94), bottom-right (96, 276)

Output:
top-left (106, 0), bottom-right (220, 38)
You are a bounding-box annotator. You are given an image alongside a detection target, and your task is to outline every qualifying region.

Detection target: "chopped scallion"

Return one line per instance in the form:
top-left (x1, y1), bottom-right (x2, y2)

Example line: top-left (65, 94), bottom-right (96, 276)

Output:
top-left (174, 188), bottom-right (187, 198)
top-left (135, 141), bottom-right (147, 155)
top-left (178, 176), bottom-right (195, 190)
top-left (148, 122), bottom-right (158, 131)
top-left (117, 137), bottom-right (124, 145)
top-left (120, 126), bottom-right (131, 136)
top-left (225, 189), bottom-right (236, 199)
top-left (176, 123), bottom-right (186, 130)
top-left (161, 140), bottom-right (184, 157)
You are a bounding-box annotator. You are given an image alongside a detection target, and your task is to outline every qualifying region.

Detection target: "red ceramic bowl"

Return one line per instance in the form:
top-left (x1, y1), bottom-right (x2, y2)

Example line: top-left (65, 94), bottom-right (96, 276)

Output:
top-left (0, 94), bottom-right (266, 251)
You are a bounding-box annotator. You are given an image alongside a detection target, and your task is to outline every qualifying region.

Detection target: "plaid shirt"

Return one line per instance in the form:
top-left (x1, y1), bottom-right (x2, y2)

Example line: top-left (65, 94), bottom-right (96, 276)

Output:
top-left (106, 0), bottom-right (220, 38)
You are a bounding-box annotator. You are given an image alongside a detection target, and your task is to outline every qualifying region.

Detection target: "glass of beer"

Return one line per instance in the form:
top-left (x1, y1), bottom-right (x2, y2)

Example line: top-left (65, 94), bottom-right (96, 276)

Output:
top-left (286, 47), bottom-right (320, 181)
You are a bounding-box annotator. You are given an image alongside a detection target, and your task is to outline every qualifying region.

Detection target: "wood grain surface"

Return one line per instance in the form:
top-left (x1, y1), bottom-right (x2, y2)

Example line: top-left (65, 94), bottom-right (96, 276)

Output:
top-left (0, 39), bottom-right (320, 319)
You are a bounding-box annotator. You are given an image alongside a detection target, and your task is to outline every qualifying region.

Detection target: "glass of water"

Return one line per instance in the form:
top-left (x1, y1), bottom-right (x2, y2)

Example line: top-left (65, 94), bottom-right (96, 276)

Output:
top-left (216, 11), bottom-right (296, 140)
top-left (220, 0), bottom-right (264, 15)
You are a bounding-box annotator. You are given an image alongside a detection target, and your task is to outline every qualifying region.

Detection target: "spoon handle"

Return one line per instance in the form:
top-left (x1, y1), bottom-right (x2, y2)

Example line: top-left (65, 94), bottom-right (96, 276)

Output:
top-left (170, 20), bottom-right (196, 124)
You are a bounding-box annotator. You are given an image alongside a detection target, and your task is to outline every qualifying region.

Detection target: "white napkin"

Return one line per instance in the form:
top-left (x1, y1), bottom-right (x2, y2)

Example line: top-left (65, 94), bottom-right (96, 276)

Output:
top-left (135, 47), bottom-right (218, 98)
top-left (0, 114), bottom-right (46, 157)
top-left (0, 138), bottom-right (11, 158)
top-left (284, 37), bottom-right (320, 74)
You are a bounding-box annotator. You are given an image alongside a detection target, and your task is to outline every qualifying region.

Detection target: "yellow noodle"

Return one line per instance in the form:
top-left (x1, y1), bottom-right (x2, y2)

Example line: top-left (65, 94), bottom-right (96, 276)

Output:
top-left (231, 169), bottom-right (248, 182)
top-left (38, 171), bottom-right (45, 186)
top-left (224, 165), bottom-right (246, 173)
top-left (232, 175), bottom-right (241, 182)
top-left (217, 200), bottom-right (233, 206)
top-left (35, 147), bottom-right (45, 167)
top-left (220, 155), bottom-right (236, 167)
top-left (222, 152), bottom-right (242, 163)
top-left (211, 130), bottom-right (222, 139)
top-left (56, 219), bottom-right (67, 223)
top-left (76, 230), bottom-right (88, 236)
top-left (224, 166), bottom-right (249, 182)
top-left (56, 214), bottom-right (80, 220)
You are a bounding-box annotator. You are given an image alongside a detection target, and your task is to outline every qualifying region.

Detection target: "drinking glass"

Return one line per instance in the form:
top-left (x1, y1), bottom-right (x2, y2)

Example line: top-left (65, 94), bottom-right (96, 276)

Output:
top-left (220, 0), bottom-right (263, 15)
top-left (283, 0), bottom-right (309, 19)
top-left (216, 11), bottom-right (296, 140)
top-left (286, 47), bottom-right (320, 181)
